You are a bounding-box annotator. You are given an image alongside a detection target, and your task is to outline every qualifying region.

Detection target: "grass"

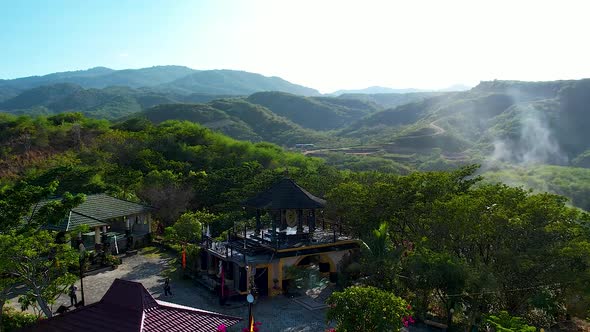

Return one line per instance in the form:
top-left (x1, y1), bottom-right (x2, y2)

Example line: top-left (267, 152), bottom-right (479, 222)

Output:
top-left (139, 246), bottom-right (162, 258)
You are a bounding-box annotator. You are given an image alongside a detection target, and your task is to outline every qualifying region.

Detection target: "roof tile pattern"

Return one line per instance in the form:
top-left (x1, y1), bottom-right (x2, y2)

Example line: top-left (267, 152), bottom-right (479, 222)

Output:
top-left (244, 178), bottom-right (326, 209)
top-left (39, 194), bottom-right (153, 231)
top-left (21, 279), bottom-right (241, 332)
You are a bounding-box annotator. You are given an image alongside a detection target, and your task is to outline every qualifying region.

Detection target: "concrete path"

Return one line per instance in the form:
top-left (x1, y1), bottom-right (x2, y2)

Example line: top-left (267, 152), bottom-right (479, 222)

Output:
top-left (7, 247), bottom-right (330, 331)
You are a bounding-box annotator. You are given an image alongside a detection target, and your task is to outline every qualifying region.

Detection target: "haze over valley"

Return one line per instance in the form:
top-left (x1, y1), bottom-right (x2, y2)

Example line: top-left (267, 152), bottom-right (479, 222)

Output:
top-left (1, 64), bottom-right (590, 211)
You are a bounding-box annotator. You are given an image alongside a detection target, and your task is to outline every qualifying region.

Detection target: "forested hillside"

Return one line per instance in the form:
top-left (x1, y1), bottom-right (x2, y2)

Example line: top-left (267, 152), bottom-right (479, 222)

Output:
top-left (4, 71), bottom-right (590, 212)
top-left (1, 112), bottom-right (589, 330)
top-left (246, 91), bottom-right (378, 130)
top-left (127, 100), bottom-right (333, 146)
top-left (0, 66), bottom-right (319, 96)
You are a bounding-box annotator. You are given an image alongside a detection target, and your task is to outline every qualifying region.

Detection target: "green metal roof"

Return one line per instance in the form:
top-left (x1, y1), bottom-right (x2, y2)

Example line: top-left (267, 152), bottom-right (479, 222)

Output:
top-left (39, 194), bottom-right (153, 232)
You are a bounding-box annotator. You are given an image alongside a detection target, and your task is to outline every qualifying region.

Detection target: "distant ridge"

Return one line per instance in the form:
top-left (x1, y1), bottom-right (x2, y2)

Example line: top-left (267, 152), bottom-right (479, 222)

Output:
top-left (0, 66), bottom-right (320, 96)
top-left (330, 84), bottom-right (471, 96)
top-left (331, 86), bottom-right (426, 95)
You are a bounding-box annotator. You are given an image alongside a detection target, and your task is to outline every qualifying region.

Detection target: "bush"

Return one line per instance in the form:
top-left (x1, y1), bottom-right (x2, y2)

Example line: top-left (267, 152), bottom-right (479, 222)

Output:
top-left (326, 286), bottom-right (411, 332)
top-left (2, 306), bottom-right (39, 331)
top-left (105, 254), bottom-right (122, 266)
top-left (485, 311), bottom-right (536, 331)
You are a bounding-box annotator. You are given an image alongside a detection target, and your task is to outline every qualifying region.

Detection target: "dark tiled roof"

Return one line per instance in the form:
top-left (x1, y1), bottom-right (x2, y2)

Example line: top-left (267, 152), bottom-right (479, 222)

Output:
top-left (21, 279), bottom-right (242, 332)
top-left (38, 194), bottom-right (153, 231)
top-left (243, 178), bottom-right (326, 209)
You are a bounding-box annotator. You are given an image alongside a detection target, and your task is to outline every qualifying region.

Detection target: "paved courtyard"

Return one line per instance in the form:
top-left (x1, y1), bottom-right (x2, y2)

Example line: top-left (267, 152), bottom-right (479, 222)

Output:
top-left (8, 247), bottom-right (329, 332)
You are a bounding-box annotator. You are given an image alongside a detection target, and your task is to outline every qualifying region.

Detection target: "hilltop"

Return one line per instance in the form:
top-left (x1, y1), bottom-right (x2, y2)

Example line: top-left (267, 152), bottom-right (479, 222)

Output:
top-left (0, 66), bottom-right (320, 97)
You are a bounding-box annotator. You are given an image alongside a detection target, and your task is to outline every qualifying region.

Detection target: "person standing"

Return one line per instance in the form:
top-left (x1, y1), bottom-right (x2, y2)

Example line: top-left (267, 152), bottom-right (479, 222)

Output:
top-left (68, 284), bottom-right (78, 306)
top-left (164, 278), bottom-right (172, 296)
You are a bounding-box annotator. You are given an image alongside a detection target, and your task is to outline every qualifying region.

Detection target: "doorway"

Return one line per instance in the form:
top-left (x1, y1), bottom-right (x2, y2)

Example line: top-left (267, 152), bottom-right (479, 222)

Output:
top-left (254, 267), bottom-right (268, 296)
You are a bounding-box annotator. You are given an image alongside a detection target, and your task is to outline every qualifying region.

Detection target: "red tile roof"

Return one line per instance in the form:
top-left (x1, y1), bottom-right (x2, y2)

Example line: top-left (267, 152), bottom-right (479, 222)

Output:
top-left (20, 279), bottom-right (241, 332)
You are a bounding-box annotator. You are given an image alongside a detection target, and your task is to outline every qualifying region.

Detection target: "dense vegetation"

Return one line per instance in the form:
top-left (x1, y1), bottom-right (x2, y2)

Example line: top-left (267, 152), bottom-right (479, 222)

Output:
top-left (4, 74), bottom-right (590, 215)
top-left (247, 91), bottom-right (378, 130)
top-left (0, 66), bottom-right (319, 100)
top-left (0, 112), bottom-right (588, 330)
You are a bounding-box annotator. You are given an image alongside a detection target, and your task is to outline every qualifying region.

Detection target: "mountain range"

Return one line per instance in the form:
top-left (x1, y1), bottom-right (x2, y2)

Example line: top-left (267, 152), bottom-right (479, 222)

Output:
top-left (0, 66), bottom-right (320, 99)
top-left (3, 67), bottom-right (590, 170)
top-left (330, 84), bottom-right (471, 96)
top-left (2, 66), bottom-right (590, 210)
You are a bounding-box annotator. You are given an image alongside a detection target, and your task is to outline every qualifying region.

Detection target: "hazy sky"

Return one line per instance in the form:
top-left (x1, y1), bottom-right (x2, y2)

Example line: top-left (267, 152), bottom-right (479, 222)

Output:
top-left (1, 0), bottom-right (589, 92)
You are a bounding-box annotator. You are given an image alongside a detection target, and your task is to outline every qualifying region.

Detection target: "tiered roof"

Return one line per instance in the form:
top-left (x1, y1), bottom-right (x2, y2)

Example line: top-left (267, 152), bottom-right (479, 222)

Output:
top-left (243, 178), bottom-right (326, 209)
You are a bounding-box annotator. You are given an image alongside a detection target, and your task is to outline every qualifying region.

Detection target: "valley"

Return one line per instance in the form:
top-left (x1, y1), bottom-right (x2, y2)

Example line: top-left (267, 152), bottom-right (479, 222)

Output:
top-left (1, 67), bottom-right (590, 210)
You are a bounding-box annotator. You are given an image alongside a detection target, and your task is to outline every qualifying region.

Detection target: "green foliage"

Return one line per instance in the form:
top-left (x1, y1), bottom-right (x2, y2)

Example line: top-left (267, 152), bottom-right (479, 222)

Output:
top-left (483, 164), bottom-right (590, 211)
top-left (163, 211), bottom-right (207, 244)
top-left (159, 70), bottom-right (319, 96)
top-left (326, 286), bottom-right (411, 332)
top-left (1, 230), bottom-right (78, 317)
top-left (1, 306), bottom-right (38, 331)
top-left (485, 311), bottom-right (536, 331)
top-left (247, 91), bottom-right (373, 130)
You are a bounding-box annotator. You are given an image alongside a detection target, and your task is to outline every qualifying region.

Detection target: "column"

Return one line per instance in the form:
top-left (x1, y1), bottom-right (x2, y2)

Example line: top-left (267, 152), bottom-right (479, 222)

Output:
top-left (125, 216), bottom-right (131, 236)
top-left (94, 226), bottom-right (101, 250)
top-left (310, 210), bottom-right (316, 233)
top-left (94, 227), bottom-right (101, 243)
top-left (279, 209), bottom-right (287, 231)
top-left (296, 209), bottom-right (303, 234)
top-left (271, 212), bottom-right (277, 245)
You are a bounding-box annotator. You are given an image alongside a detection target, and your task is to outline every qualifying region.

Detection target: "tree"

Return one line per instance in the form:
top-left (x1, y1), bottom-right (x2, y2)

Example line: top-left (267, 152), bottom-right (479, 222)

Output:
top-left (485, 311), bottom-right (536, 332)
top-left (326, 286), bottom-right (411, 332)
top-left (0, 181), bottom-right (84, 327)
top-left (137, 170), bottom-right (194, 227)
top-left (403, 249), bottom-right (468, 327)
top-left (0, 181), bottom-right (57, 232)
top-left (360, 222), bottom-right (404, 291)
top-left (1, 231), bottom-right (78, 318)
top-left (163, 211), bottom-right (208, 244)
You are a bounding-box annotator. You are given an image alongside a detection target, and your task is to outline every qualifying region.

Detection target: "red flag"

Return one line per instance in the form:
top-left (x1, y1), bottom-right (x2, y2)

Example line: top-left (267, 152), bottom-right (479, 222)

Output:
top-left (181, 247), bottom-right (186, 269)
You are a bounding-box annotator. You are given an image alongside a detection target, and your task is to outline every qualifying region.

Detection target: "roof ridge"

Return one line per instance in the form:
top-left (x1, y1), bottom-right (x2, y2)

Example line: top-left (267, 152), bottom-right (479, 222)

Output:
top-left (154, 300), bottom-right (243, 320)
top-left (86, 193), bottom-right (156, 209)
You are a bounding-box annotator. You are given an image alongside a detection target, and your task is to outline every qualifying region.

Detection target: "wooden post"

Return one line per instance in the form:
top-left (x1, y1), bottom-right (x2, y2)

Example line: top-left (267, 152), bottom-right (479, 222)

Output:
top-left (271, 211), bottom-right (277, 245)
top-left (279, 209), bottom-right (287, 231)
top-left (333, 226), bottom-right (336, 243)
top-left (296, 209), bottom-right (303, 234)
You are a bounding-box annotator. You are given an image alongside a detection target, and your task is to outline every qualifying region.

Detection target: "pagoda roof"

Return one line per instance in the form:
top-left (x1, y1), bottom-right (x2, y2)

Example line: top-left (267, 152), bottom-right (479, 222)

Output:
top-left (243, 178), bottom-right (326, 209)
top-left (21, 279), bottom-right (241, 332)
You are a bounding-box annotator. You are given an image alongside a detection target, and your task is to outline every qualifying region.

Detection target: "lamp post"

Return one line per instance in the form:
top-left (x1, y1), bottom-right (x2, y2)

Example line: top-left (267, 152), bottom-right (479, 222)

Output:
top-left (78, 243), bottom-right (86, 306)
top-left (246, 293), bottom-right (254, 331)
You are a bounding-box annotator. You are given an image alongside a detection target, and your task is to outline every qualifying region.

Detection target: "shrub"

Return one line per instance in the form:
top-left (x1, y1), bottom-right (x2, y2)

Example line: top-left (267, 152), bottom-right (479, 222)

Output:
top-left (326, 286), bottom-right (411, 332)
top-left (2, 306), bottom-right (39, 331)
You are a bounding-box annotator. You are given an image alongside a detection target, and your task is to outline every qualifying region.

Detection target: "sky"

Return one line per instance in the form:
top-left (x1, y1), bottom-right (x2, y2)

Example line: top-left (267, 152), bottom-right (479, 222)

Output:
top-left (1, 0), bottom-right (589, 93)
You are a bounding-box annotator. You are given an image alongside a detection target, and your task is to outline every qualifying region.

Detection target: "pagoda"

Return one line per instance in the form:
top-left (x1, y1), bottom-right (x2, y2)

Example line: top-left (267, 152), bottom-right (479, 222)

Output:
top-left (200, 178), bottom-right (359, 298)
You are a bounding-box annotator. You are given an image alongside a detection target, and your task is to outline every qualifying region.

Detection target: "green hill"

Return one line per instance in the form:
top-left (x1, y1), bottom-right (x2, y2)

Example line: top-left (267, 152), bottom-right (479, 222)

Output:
top-left (246, 91), bottom-right (377, 130)
top-left (337, 91), bottom-right (443, 108)
top-left (0, 83), bottom-right (178, 119)
top-left (0, 66), bottom-right (320, 96)
top-left (0, 66), bottom-right (193, 90)
top-left (125, 100), bottom-right (332, 146)
top-left (340, 79), bottom-right (590, 161)
top-left (158, 70), bottom-right (319, 96)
